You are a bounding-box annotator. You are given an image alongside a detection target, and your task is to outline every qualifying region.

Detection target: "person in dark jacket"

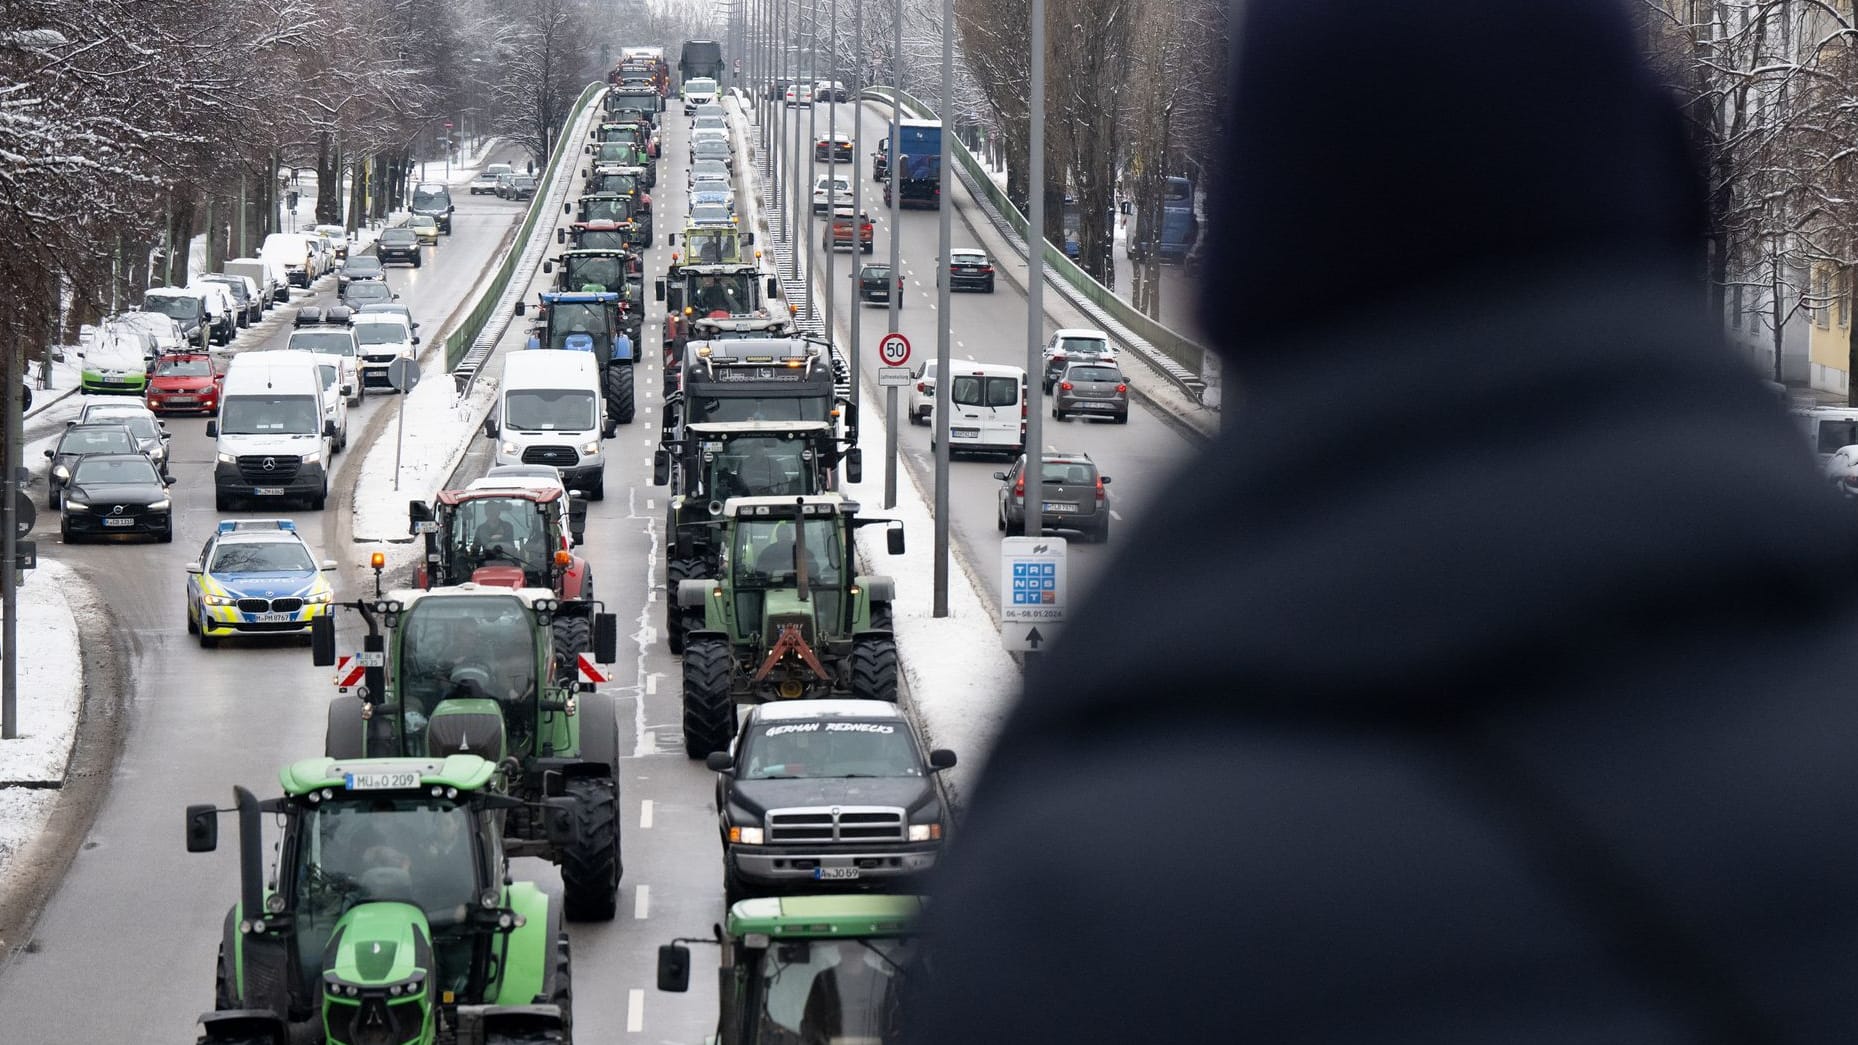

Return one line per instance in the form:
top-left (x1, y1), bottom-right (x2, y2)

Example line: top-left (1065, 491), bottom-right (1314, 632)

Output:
top-left (908, 1), bottom-right (1858, 1041)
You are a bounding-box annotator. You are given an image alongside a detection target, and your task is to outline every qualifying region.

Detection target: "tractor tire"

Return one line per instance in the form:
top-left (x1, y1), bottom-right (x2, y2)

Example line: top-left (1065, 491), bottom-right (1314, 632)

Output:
top-left (559, 777), bottom-right (621, 921)
top-left (552, 613), bottom-right (594, 679)
top-left (664, 557), bottom-right (704, 655)
top-left (681, 638), bottom-right (736, 758)
top-left (214, 941), bottom-right (238, 1010)
top-left (325, 697), bottom-right (364, 759)
top-left (605, 364), bottom-right (635, 426)
top-left (849, 635), bottom-right (899, 703)
top-left (870, 602), bottom-right (895, 633)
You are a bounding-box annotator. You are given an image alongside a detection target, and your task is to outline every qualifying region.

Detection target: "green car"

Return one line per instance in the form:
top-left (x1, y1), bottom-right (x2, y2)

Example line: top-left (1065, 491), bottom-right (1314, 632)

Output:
top-left (78, 327), bottom-right (149, 395)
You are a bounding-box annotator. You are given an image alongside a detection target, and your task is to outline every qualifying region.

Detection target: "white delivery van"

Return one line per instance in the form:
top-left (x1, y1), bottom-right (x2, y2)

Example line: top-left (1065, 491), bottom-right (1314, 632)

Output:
top-left (1796, 407), bottom-right (1858, 466)
top-left (347, 313), bottom-right (418, 392)
top-left (284, 324), bottom-right (363, 407)
top-left (485, 350), bottom-right (606, 500)
top-left (206, 352), bottom-right (333, 511)
top-left (261, 232), bottom-right (319, 288)
top-left (929, 362), bottom-right (1027, 459)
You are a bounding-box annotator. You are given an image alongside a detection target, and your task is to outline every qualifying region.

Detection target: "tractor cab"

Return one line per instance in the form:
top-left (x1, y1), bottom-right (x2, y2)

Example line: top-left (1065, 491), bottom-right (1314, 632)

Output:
top-left (545, 249), bottom-right (639, 296)
top-left (672, 224), bottom-right (749, 266)
top-left (412, 485), bottom-right (587, 592)
top-left (562, 219), bottom-right (637, 253)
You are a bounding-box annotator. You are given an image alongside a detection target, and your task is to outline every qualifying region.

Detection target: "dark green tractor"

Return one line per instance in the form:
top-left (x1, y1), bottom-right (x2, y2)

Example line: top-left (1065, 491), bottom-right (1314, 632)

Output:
top-left (674, 495), bottom-right (905, 757)
top-left (312, 581), bottom-right (625, 920)
top-left (186, 754), bottom-right (573, 1044)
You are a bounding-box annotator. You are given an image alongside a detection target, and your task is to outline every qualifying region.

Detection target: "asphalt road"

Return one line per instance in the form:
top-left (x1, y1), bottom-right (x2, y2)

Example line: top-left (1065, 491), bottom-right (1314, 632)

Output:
top-left (0, 152), bottom-right (543, 1039)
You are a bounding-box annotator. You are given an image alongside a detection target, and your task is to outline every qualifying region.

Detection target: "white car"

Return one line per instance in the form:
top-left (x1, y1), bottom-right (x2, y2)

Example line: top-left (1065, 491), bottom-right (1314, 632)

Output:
top-left (471, 162), bottom-right (514, 196)
top-left (907, 359), bottom-right (941, 424)
top-left (691, 126), bottom-right (729, 149)
top-left (785, 83), bottom-right (814, 107)
top-left (187, 280), bottom-right (240, 345)
top-left (692, 114), bottom-right (728, 135)
top-left (313, 224), bottom-right (350, 259)
top-left (112, 311), bottom-right (187, 357)
top-left (682, 76), bottom-right (718, 114)
top-left (349, 313), bottom-right (418, 392)
top-left (812, 175), bottom-right (852, 213)
top-left (285, 326), bottom-right (364, 408)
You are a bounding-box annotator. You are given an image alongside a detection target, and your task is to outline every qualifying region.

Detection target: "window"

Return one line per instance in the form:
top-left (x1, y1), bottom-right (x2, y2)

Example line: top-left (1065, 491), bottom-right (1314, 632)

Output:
top-left (951, 376), bottom-right (1020, 409)
top-left (504, 389), bottom-right (597, 431)
top-left (212, 540), bottom-right (315, 573)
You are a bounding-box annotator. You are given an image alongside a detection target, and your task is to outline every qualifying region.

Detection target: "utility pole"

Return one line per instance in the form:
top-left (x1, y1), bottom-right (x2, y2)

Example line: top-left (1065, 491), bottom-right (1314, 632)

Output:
top-left (1025, 0), bottom-right (1046, 538)
top-left (805, 0), bottom-right (820, 324)
top-left (3, 324), bottom-right (21, 738)
top-left (823, 0), bottom-right (837, 344)
top-left (933, 0), bottom-right (954, 617)
top-left (884, 0), bottom-right (904, 511)
top-left (849, 0), bottom-right (863, 410)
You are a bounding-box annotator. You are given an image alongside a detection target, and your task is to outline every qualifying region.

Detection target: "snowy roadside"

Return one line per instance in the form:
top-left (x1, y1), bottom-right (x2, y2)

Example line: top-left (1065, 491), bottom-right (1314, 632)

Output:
top-left (0, 558), bottom-right (87, 884)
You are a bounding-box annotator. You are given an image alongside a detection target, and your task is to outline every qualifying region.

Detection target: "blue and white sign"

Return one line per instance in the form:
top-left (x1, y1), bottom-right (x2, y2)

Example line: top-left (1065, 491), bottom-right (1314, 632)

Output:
top-left (1000, 537), bottom-right (1067, 651)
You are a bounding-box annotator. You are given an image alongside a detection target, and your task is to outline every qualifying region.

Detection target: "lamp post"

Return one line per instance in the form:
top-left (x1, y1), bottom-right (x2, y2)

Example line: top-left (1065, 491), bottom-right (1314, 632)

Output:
top-left (1024, 0), bottom-right (1046, 539)
top-left (932, 0), bottom-right (954, 616)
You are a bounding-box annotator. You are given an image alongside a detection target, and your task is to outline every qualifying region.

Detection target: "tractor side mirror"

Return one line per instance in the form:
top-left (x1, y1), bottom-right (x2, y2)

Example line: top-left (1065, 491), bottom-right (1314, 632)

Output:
top-left (593, 613), bottom-right (619, 662)
top-left (556, 228), bottom-right (565, 245)
top-left (704, 751), bottom-right (733, 772)
top-left (567, 494), bottom-right (588, 545)
top-left (652, 449), bottom-right (670, 486)
top-left (654, 279), bottom-right (666, 302)
top-left (657, 944), bottom-right (691, 993)
top-left (666, 232), bottom-right (676, 246)
top-left (409, 499), bottom-right (432, 525)
top-left (563, 203), bottom-right (571, 214)
top-left (341, 384), bottom-right (353, 397)
top-left (766, 277), bottom-right (779, 299)
top-left (928, 749), bottom-right (958, 771)
top-left (205, 420), bottom-right (218, 437)
top-left (482, 416), bottom-right (498, 439)
top-left (543, 260), bottom-right (553, 273)
top-left (310, 614), bottom-right (336, 667)
top-left (323, 420), bottom-right (337, 438)
top-left (185, 804), bottom-right (219, 853)
top-left (514, 301), bottom-right (527, 316)
top-left (845, 448), bottom-right (863, 484)
top-left (744, 231), bottom-right (755, 245)
top-left (886, 524), bottom-right (905, 556)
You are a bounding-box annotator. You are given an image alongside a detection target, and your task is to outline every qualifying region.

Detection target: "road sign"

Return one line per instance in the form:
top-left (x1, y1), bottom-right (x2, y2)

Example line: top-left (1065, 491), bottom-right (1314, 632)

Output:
top-left (334, 655), bottom-right (366, 689)
top-left (877, 332), bottom-right (911, 368)
top-left (999, 537), bottom-right (1067, 652)
top-left (387, 357), bottom-right (421, 392)
top-left (12, 490), bottom-right (33, 540)
top-left (443, 120), bottom-right (454, 129)
top-left (577, 653), bottom-right (609, 685)
top-left (878, 367), bottom-right (913, 387)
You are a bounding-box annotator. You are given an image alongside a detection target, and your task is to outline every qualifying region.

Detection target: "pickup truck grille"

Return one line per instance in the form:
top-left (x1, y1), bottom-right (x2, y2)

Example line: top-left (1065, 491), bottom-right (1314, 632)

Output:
top-left (766, 807), bottom-right (906, 844)
top-left (236, 455), bottom-right (300, 482)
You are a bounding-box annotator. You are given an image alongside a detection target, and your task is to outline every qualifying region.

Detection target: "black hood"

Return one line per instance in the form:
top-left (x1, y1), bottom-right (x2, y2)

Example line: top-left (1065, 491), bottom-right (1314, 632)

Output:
top-left (725, 776), bottom-right (938, 823)
top-left (67, 479), bottom-right (167, 507)
top-left (1202, 0), bottom-right (1706, 359)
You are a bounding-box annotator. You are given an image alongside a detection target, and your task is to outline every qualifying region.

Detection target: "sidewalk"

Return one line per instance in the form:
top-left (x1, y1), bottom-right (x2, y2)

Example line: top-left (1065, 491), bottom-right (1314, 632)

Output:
top-left (0, 559), bottom-right (89, 903)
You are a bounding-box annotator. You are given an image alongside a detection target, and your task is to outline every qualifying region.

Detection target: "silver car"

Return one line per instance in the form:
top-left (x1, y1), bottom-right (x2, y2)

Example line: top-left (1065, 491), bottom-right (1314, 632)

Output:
top-left (1051, 362), bottom-right (1128, 423)
top-left (995, 452), bottom-right (1112, 542)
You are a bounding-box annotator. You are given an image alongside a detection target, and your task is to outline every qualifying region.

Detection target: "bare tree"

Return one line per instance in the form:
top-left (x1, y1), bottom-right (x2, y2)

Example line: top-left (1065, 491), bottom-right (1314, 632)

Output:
top-left (489, 0), bottom-right (596, 170)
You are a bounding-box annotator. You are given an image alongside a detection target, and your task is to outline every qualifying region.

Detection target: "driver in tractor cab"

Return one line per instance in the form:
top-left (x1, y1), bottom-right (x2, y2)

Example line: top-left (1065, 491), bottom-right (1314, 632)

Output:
top-left (473, 504), bottom-right (543, 578)
top-left (695, 274), bottom-right (734, 314)
top-left (698, 234), bottom-right (724, 264)
top-left (756, 520), bottom-right (821, 579)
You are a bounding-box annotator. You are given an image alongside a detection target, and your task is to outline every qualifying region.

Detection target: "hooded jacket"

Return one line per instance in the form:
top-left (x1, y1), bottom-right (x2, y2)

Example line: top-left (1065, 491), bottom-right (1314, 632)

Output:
top-left (909, 1), bottom-right (1858, 1040)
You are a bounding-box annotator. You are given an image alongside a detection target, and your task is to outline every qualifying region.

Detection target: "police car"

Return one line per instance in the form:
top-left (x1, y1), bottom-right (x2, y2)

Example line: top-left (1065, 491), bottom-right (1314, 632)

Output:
top-left (183, 519), bottom-right (336, 648)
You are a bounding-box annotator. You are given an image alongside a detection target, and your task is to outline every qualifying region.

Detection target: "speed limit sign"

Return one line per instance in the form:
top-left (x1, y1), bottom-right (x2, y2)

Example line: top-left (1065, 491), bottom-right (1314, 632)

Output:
top-left (877, 332), bottom-right (911, 367)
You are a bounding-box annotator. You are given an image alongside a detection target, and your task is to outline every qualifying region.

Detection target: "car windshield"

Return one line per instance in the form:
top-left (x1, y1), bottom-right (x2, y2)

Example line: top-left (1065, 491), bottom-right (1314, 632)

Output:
top-left (109, 414), bottom-right (159, 440)
top-left (692, 177), bottom-right (731, 194)
top-left (505, 388), bottom-right (597, 430)
top-left (545, 303), bottom-right (610, 348)
top-left (1065, 366), bottom-right (1121, 383)
top-left (691, 395), bottom-right (831, 424)
top-left (443, 498), bottom-right (552, 582)
top-left (686, 229), bottom-right (738, 262)
top-left (691, 205), bottom-right (731, 226)
top-left (704, 436), bottom-right (817, 499)
top-left (741, 720), bottom-right (923, 779)
top-left (212, 540), bottom-right (315, 572)
top-left (290, 331), bottom-right (357, 356)
top-left (577, 230), bottom-right (630, 251)
top-left (411, 187), bottom-right (451, 211)
top-left (1056, 338), bottom-right (1109, 357)
top-left (221, 395), bottom-right (319, 434)
top-left (72, 457), bottom-right (157, 484)
top-left (687, 78), bottom-right (717, 92)
top-left (381, 230), bottom-right (417, 245)
top-left (564, 257), bottom-right (627, 290)
top-left (399, 596), bottom-right (537, 711)
top-left (345, 259), bottom-right (383, 276)
top-left (861, 267), bottom-right (891, 279)
top-left (589, 173), bottom-right (638, 195)
top-left (292, 798), bottom-right (482, 932)
top-left (1816, 420), bottom-right (1858, 454)
top-left (695, 117), bottom-right (726, 130)
top-left (816, 178), bottom-right (849, 192)
top-left (203, 278), bottom-right (248, 300)
top-left (693, 161), bottom-right (729, 180)
top-left (581, 198), bottom-right (634, 223)
top-left (750, 937), bottom-right (918, 1044)
top-left (408, 216), bottom-right (437, 230)
top-left (58, 428), bottom-right (134, 455)
top-left (951, 376), bottom-right (1020, 408)
top-left (686, 273), bottom-right (756, 313)
top-left (156, 357), bottom-right (212, 377)
top-left (143, 296), bottom-right (200, 320)
top-left (345, 283), bottom-right (392, 303)
top-left (732, 517), bottom-right (843, 587)
top-left (352, 323), bottom-right (406, 347)
top-left (695, 141), bottom-right (730, 157)
top-left (951, 253), bottom-right (986, 266)
top-left (1040, 460), bottom-right (1096, 484)
top-left (597, 144), bottom-right (637, 163)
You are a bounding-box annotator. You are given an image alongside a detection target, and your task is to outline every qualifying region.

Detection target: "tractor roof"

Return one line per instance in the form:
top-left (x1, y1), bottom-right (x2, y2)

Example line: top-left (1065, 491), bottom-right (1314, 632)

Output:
top-left (437, 483), bottom-right (566, 506)
top-left (539, 291), bottom-right (621, 305)
top-left (687, 420), bottom-right (834, 437)
top-left (384, 583), bottom-right (562, 610)
top-left (725, 494), bottom-right (854, 517)
top-left (279, 754), bottom-right (497, 796)
top-left (726, 894), bottom-right (927, 939)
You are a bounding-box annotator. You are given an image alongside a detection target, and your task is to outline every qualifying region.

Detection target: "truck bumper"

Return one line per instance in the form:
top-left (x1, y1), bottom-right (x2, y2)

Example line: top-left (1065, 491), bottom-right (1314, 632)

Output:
top-left (729, 844), bottom-right (941, 888)
top-left (213, 458), bottom-right (328, 502)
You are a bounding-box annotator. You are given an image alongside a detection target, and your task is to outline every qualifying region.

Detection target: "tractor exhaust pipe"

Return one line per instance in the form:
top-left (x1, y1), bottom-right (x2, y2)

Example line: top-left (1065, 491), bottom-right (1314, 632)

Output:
top-left (793, 497), bottom-right (810, 603)
top-left (235, 785), bottom-right (264, 925)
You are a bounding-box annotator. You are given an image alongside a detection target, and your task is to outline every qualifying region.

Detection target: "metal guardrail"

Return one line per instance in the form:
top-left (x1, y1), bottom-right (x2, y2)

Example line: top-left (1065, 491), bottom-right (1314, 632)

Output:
top-left (446, 82), bottom-right (607, 396)
top-left (860, 87), bottom-right (1212, 403)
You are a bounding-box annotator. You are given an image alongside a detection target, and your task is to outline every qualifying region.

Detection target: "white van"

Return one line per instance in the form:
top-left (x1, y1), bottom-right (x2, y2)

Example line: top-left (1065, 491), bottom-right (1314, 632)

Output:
top-left (1796, 407), bottom-right (1858, 465)
top-left (261, 232), bottom-right (320, 288)
top-left (262, 349), bottom-right (347, 453)
top-left (347, 313), bottom-right (418, 391)
top-left (928, 362), bottom-right (1027, 458)
top-left (206, 352), bottom-right (334, 511)
top-left (284, 324), bottom-right (363, 407)
top-left (485, 350), bottom-right (607, 499)
top-left (224, 258), bottom-right (288, 308)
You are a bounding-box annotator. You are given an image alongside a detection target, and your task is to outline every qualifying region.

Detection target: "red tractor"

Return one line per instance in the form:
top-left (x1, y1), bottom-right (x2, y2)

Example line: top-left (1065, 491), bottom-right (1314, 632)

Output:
top-left (409, 468), bottom-right (594, 601)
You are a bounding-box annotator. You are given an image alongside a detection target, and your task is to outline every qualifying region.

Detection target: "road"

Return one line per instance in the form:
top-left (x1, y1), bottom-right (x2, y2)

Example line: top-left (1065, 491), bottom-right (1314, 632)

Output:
top-left (0, 151), bottom-right (541, 1039)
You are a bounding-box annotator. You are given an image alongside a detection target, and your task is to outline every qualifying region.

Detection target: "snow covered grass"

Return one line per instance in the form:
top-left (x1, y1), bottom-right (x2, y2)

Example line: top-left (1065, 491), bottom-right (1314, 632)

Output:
top-left (0, 558), bottom-right (86, 884)
top-left (349, 375), bottom-right (501, 544)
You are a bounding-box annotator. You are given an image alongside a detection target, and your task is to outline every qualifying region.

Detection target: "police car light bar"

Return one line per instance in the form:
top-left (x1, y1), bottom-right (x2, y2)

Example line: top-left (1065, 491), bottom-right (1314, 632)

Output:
top-left (217, 518), bottom-right (295, 534)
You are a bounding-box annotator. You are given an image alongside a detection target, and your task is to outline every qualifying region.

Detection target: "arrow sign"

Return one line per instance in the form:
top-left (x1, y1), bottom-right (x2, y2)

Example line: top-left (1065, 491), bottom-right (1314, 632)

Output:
top-left (577, 653), bottom-right (609, 685)
top-left (1024, 627), bottom-right (1044, 650)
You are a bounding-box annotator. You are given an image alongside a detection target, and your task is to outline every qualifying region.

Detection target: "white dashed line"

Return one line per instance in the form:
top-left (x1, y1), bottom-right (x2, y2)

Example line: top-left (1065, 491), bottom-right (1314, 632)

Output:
top-left (1111, 510), bottom-right (1124, 521)
top-left (645, 673), bottom-right (659, 696)
top-left (627, 989), bottom-right (644, 1032)
top-left (634, 884), bottom-right (651, 919)
top-left (640, 799), bottom-right (654, 829)
top-left (645, 499), bottom-right (656, 510)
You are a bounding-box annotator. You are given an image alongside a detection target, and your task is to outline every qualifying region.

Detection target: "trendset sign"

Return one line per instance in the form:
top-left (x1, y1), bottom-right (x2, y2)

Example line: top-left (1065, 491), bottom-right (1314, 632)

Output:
top-left (999, 537), bottom-right (1067, 652)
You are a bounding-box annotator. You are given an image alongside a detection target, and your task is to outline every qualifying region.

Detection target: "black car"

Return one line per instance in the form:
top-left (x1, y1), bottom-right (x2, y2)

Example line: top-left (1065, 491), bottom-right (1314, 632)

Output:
top-left (943, 248), bottom-right (996, 293)
top-left (857, 264), bottom-right (904, 307)
top-left (376, 228), bottom-right (422, 267)
top-left (337, 255), bottom-right (385, 288)
top-left (706, 700), bottom-right (955, 904)
top-left (341, 280), bottom-right (396, 308)
top-left (59, 452), bottom-right (174, 543)
top-left (44, 422), bottom-right (138, 508)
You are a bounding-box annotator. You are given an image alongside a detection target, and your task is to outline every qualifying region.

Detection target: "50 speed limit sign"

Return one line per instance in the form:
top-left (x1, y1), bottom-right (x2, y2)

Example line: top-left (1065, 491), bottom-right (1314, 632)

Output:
top-left (877, 332), bottom-right (911, 368)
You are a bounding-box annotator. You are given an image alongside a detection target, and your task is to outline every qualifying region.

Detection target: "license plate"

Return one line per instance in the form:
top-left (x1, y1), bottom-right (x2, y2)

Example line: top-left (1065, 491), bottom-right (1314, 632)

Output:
top-left (1043, 502), bottom-right (1079, 513)
top-left (952, 427), bottom-right (979, 438)
top-left (253, 611), bottom-right (294, 623)
top-left (102, 517), bottom-right (136, 528)
top-left (1081, 402), bottom-right (1112, 409)
top-left (165, 396), bottom-right (195, 404)
top-left (345, 771), bottom-right (420, 791)
top-left (813, 866), bottom-right (861, 881)
top-left (252, 486), bottom-right (285, 497)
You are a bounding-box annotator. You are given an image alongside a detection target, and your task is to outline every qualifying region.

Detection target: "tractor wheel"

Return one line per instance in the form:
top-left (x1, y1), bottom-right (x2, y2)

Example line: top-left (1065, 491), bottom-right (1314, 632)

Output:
top-left (559, 777), bottom-right (621, 921)
top-left (577, 691), bottom-right (620, 775)
top-left (213, 942), bottom-right (237, 1010)
top-left (547, 932), bottom-right (574, 1031)
top-left (325, 697), bottom-right (365, 759)
top-left (552, 613), bottom-right (594, 678)
top-left (869, 602), bottom-right (895, 633)
top-left (850, 635), bottom-right (899, 703)
top-left (664, 557), bottom-right (704, 655)
top-left (681, 638), bottom-right (736, 758)
top-left (605, 363), bottom-right (635, 426)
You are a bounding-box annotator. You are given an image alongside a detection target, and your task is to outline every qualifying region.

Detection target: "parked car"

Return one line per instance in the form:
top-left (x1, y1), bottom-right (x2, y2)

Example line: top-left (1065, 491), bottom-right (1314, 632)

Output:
top-left (1051, 361), bottom-right (1129, 423)
top-left (198, 273), bottom-right (262, 324)
top-left (78, 324), bottom-right (153, 396)
top-left (995, 451), bottom-right (1111, 541)
top-left (113, 311), bottom-right (188, 359)
top-left (188, 280), bottom-right (241, 342)
top-left (139, 287), bottom-right (212, 350)
top-left (312, 224), bottom-right (350, 259)
top-left (223, 257), bottom-right (289, 308)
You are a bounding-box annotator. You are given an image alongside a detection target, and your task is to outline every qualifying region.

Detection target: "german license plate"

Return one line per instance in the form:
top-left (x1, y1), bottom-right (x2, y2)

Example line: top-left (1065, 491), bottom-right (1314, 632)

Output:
top-left (253, 611), bottom-right (294, 623)
top-left (102, 517), bottom-right (136, 528)
top-left (166, 396), bottom-right (194, 404)
top-left (345, 771), bottom-right (419, 791)
top-left (814, 866), bottom-right (861, 881)
top-left (1043, 502), bottom-right (1079, 513)
top-left (952, 427), bottom-right (979, 438)
top-left (253, 486), bottom-right (284, 497)
top-left (1081, 402), bottom-right (1112, 409)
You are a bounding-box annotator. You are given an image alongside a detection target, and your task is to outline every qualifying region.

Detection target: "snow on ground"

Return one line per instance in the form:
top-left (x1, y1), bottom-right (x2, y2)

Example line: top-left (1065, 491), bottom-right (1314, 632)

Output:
top-left (0, 558), bottom-right (86, 882)
top-left (350, 376), bottom-right (501, 545)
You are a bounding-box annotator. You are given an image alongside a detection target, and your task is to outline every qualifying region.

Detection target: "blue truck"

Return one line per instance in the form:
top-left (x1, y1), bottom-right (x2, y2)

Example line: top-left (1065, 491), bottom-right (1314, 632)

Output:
top-left (1127, 175), bottom-right (1198, 262)
top-left (884, 118), bottom-right (942, 210)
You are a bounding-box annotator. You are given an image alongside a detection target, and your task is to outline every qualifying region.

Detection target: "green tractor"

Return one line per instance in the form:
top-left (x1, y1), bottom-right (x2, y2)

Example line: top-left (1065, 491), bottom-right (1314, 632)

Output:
top-left (312, 578), bottom-right (626, 920)
top-left (186, 754), bottom-right (574, 1044)
top-left (652, 421), bottom-right (853, 654)
top-left (673, 494), bottom-right (904, 757)
top-left (657, 895), bottom-right (927, 1045)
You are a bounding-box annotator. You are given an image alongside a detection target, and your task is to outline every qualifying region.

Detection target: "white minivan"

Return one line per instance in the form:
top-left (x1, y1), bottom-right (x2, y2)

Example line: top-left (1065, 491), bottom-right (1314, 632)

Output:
top-left (927, 362), bottom-right (1027, 459)
top-left (206, 352), bottom-right (334, 511)
top-left (485, 350), bottom-right (607, 499)
top-left (263, 349), bottom-right (347, 453)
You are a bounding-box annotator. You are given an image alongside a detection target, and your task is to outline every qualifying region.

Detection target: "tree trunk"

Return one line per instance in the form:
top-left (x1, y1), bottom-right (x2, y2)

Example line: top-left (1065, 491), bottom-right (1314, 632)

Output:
top-left (316, 133), bottom-right (342, 225)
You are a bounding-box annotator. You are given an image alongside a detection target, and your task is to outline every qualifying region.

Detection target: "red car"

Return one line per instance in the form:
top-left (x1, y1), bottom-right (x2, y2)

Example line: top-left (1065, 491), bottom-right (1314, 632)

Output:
top-left (145, 352), bottom-right (223, 415)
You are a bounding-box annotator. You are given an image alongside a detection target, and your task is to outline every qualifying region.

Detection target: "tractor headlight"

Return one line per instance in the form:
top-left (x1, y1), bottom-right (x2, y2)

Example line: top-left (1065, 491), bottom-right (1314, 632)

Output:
top-left (908, 823), bottom-right (943, 842)
top-left (729, 826), bottom-right (764, 845)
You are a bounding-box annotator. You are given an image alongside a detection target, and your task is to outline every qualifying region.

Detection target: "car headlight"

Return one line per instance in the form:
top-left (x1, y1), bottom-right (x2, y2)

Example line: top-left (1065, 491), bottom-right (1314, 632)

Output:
top-left (62, 500), bottom-right (88, 512)
top-left (203, 595), bottom-right (236, 606)
top-left (730, 826), bottom-right (764, 846)
top-left (301, 450), bottom-right (321, 464)
top-left (580, 441), bottom-right (601, 456)
top-left (306, 590), bottom-right (332, 605)
top-left (500, 441), bottom-right (519, 455)
top-left (908, 823), bottom-right (943, 842)
top-left (51, 465), bottom-right (70, 479)
top-left (217, 452), bottom-right (237, 464)
top-left (147, 499), bottom-right (170, 512)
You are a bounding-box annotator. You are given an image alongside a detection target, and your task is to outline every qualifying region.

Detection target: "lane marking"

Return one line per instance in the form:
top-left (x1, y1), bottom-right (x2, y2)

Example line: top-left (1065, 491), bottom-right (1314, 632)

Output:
top-left (645, 673), bottom-right (659, 696)
top-left (635, 884), bottom-right (651, 919)
top-left (645, 499), bottom-right (656, 510)
top-left (1111, 510), bottom-right (1124, 521)
top-left (627, 989), bottom-right (644, 1033)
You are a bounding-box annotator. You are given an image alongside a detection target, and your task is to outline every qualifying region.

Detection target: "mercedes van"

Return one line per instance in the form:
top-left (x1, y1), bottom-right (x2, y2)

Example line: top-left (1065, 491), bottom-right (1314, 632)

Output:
top-left (206, 352), bottom-right (334, 510)
top-left (485, 350), bottom-right (606, 499)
